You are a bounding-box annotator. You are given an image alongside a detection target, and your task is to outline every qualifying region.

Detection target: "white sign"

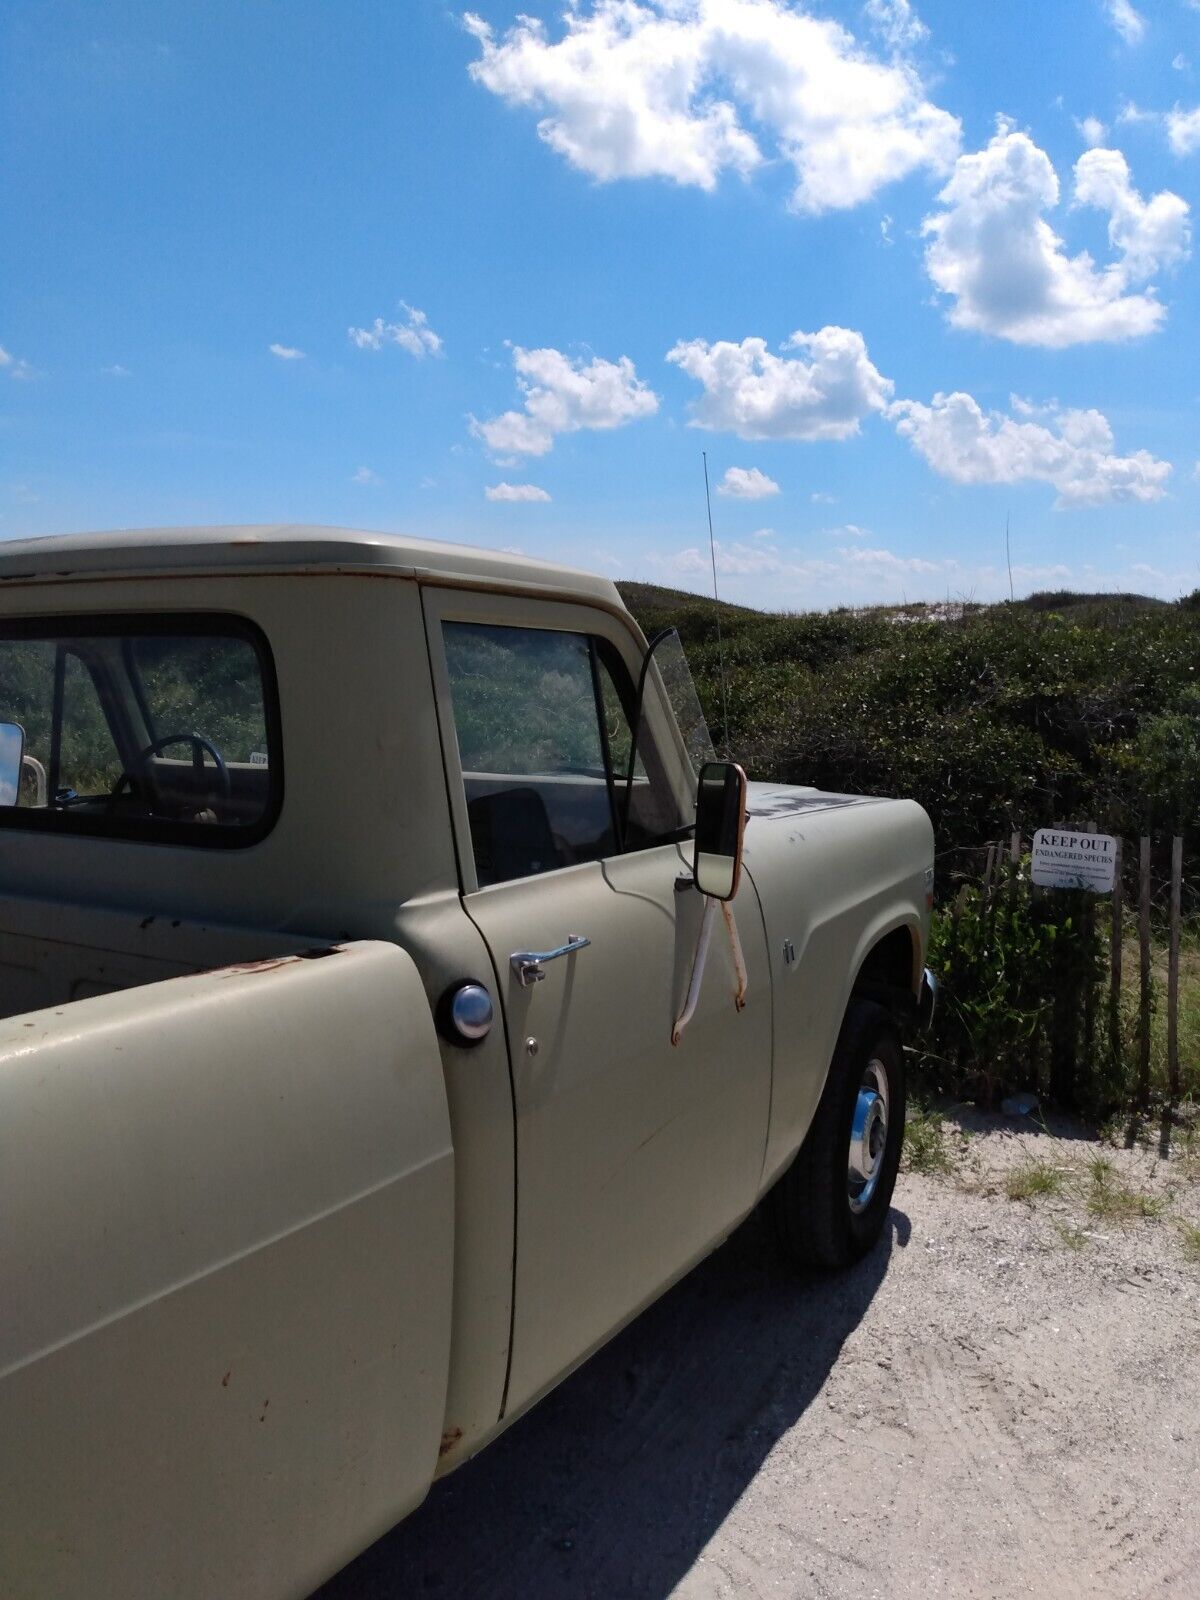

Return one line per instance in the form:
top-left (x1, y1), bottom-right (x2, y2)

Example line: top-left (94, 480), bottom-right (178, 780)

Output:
top-left (1031, 829), bottom-right (1117, 893)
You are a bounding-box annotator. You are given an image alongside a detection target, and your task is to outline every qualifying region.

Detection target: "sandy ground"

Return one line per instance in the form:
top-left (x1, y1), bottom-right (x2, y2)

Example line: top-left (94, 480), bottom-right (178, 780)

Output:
top-left (317, 1115), bottom-right (1200, 1600)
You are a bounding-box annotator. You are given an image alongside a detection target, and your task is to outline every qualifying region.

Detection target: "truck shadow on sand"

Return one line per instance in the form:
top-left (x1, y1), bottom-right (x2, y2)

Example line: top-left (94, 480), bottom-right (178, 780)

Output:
top-left (316, 1208), bottom-right (908, 1600)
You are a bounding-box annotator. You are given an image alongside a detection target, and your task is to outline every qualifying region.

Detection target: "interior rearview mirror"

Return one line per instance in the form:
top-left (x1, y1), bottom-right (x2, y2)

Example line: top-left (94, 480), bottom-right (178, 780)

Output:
top-left (0, 722), bottom-right (25, 807)
top-left (693, 760), bottom-right (747, 901)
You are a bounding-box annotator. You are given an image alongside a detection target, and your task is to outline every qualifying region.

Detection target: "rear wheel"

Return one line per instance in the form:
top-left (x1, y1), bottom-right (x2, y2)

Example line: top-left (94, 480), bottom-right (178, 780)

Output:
top-left (768, 1000), bottom-right (905, 1269)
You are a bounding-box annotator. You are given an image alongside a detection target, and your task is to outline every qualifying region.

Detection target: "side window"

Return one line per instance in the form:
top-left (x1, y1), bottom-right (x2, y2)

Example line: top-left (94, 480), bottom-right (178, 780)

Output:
top-left (443, 620), bottom-right (691, 887)
top-left (443, 622), bottom-right (616, 886)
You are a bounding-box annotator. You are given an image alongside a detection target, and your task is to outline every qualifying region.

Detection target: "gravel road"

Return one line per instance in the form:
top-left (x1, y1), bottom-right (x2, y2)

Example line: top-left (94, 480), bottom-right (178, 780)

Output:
top-left (317, 1115), bottom-right (1200, 1600)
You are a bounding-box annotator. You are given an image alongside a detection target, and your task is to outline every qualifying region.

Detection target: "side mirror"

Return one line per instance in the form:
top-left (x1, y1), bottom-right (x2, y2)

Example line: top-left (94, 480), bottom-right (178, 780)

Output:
top-left (693, 760), bottom-right (747, 901)
top-left (0, 722), bottom-right (25, 806)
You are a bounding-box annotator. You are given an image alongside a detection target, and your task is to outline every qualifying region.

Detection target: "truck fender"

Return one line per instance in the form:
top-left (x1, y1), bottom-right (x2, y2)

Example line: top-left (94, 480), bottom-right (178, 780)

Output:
top-left (0, 940), bottom-right (453, 1600)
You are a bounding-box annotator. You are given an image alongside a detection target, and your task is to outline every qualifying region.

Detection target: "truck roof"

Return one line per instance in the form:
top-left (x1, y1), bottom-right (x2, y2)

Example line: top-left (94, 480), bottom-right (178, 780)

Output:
top-left (0, 524), bottom-right (623, 607)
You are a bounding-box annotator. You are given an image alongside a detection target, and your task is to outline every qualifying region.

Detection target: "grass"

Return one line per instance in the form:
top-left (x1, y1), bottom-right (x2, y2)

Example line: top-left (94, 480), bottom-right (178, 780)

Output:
top-left (902, 1101), bottom-right (954, 1176)
top-left (1178, 1119), bottom-right (1200, 1178)
top-left (1005, 1160), bottom-right (1068, 1203)
top-left (1085, 1156), bottom-right (1168, 1222)
top-left (1178, 1221), bottom-right (1200, 1263)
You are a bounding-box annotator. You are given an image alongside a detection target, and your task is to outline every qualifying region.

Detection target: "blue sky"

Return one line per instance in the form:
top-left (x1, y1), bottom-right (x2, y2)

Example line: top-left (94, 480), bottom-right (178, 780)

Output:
top-left (4, 0), bottom-right (1200, 607)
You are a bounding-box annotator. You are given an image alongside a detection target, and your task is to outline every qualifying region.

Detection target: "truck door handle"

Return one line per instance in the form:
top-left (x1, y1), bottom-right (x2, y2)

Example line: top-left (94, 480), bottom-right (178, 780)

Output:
top-left (509, 935), bottom-right (590, 987)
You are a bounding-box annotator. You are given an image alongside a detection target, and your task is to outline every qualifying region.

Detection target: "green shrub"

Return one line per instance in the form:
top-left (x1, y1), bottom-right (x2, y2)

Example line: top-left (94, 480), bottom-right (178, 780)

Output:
top-left (922, 856), bottom-right (1119, 1113)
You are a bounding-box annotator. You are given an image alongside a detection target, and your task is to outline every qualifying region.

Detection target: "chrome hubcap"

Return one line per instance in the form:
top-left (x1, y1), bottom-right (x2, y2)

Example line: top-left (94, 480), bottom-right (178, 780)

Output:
top-left (848, 1058), bottom-right (890, 1214)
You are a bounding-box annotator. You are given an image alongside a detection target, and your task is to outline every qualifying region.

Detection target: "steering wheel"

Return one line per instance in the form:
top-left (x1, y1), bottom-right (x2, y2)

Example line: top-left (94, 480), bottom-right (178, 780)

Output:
top-left (109, 732), bottom-right (231, 812)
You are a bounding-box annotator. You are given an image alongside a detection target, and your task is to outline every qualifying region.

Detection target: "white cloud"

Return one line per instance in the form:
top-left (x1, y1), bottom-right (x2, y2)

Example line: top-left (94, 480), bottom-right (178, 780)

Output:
top-left (1077, 115), bottom-right (1108, 147)
top-left (838, 544), bottom-right (942, 572)
top-left (836, 522), bottom-right (870, 538)
top-left (717, 465), bottom-right (780, 499)
top-left (464, 0), bottom-right (960, 214)
top-left (667, 326), bottom-right (893, 441)
top-left (644, 539), bottom-right (1190, 607)
top-left (647, 538), bottom-right (952, 599)
top-left (1076, 146), bottom-right (1191, 278)
top-left (472, 345), bottom-right (659, 456)
top-left (1172, 53), bottom-right (1188, 72)
top-left (485, 481), bottom-right (553, 501)
top-left (651, 539), bottom-right (818, 579)
top-left (1104, 0), bottom-right (1146, 45)
top-left (268, 342), bottom-right (305, 360)
top-left (1115, 99), bottom-right (1155, 126)
top-left (350, 466), bottom-right (382, 485)
top-left (889, 389), bottom-right (1172, 506)
top-left (0, 346), bottom-right (33, 380)
top-left (811, 490), bottom-right (838, 504)
top-left (349, 302), bottom-right (442, 358)
top-left (922, 123), bottom-right (1190, 345)
top-left (865, 0), bottom-right (929, 50)
top-left (103, 363), bottom-right (131, 377)
top-left (1167, 105), bottom-right (1200, 154)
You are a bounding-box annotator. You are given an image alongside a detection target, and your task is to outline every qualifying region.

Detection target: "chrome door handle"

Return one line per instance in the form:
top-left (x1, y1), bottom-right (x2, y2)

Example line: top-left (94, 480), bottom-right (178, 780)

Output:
top-left (509, 934), bottom-right (590, 987)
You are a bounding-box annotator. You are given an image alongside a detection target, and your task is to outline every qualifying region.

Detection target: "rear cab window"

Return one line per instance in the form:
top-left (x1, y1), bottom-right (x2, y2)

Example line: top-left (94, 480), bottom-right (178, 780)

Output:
top-left (0, 616), bottom-right (281, 846)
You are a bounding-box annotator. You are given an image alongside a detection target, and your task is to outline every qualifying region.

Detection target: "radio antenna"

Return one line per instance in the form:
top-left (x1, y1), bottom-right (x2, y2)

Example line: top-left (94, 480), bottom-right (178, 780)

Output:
top-left (702, 450), bottom-right (731, 754)
top-left (1005, 511), bottom-right (1014, 604)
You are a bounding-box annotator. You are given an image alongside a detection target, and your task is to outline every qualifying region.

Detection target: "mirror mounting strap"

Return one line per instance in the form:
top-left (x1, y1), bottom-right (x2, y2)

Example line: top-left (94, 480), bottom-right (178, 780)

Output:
top-left (672, 897), bottom-right (716, 1046)
top-left (671, 897), bottom-right (749, 1045)
top-left (721, 900), bottom-right (748, 1011)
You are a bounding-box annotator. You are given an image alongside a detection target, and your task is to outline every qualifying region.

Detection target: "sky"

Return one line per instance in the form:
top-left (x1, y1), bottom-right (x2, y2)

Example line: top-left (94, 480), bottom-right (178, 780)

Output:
top-left (4, 0), bottom-right (1200, 609)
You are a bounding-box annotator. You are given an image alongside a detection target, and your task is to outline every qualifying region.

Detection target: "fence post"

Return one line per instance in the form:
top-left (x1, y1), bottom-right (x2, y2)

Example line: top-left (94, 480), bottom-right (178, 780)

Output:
top-left (1168, 836), bottom-right (1183, 1105)
top-left (981, 843), bottom-right (997, 916)
top-left (1082, 822), bottom-right (1098, 1074)
top-left (1137, 836), bottom-right (1152, 1109)
top-left (947, 883), bottom-right (970, 1080)
top-left (1109, 837), bottom-right (1123, 1080)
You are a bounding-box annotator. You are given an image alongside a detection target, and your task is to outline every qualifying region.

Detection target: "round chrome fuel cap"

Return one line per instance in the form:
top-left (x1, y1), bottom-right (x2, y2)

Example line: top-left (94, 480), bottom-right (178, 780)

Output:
top-left (448, 982), bottom-right (494, 1043)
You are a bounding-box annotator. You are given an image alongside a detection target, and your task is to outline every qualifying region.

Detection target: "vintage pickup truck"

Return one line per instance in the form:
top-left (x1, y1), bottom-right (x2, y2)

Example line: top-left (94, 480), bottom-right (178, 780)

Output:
top-left (0, 526), bottom-right (934, 1599)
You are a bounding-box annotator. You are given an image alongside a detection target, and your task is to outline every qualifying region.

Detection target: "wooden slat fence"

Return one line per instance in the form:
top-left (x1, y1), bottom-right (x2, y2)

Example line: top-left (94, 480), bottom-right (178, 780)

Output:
top-left (939, 829), bottom-right (1189, 1111)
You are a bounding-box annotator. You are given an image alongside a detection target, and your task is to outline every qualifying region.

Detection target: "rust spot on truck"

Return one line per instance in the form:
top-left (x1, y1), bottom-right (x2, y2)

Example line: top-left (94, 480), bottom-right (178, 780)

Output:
top-left (219, 957), bottom-right (299, 976)
top-left (218, 946), bottom-right (345, 977)
top-left (438, 1427), bottom-right (463, 1458)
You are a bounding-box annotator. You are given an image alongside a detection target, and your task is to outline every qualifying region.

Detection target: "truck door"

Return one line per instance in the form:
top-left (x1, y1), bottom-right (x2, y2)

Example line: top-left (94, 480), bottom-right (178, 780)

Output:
top-left (423, 588), bottom-right (772, 1419)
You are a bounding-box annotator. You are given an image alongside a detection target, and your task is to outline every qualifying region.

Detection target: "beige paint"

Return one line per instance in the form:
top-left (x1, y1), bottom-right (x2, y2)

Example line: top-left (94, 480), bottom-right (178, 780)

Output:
top-left (424, 580), bottom-right (773, 1418)
top-left (741, 789), bottom-right (933, 1188)
top-left (0, 942), bottom-right (454, 1600)
top-left (0, 528), bottom-right (934, 1593)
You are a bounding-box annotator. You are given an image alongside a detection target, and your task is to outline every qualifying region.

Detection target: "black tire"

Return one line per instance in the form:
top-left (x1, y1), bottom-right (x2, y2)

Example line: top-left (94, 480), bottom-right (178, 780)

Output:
top-left (767, 1000), bottom-right (905, 1270)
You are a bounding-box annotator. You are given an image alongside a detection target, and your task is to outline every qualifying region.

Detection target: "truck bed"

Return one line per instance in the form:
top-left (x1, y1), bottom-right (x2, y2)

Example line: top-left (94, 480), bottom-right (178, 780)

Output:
top-left (0, 891), bottom-right (323, 1021)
